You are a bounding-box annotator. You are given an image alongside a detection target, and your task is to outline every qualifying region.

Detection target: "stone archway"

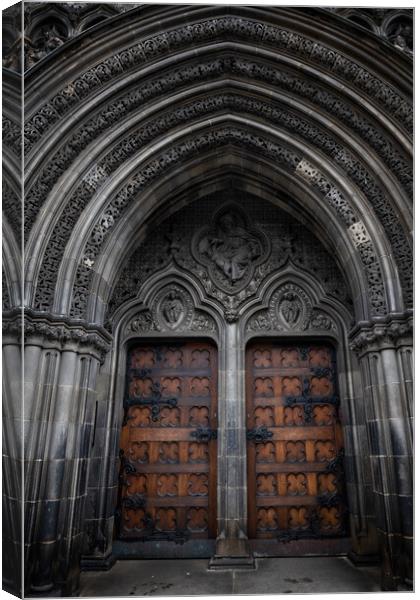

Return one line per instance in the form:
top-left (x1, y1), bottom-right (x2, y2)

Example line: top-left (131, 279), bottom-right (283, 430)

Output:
top-left (3, 4), bottom-right (412, 596)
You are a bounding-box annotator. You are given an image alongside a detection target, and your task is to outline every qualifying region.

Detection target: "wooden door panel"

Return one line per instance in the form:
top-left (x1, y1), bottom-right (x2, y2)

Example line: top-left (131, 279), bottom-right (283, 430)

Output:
top-left (117, 341), bottom-right (217, 542)
top-left (247, 342), bottom-right (347, 544)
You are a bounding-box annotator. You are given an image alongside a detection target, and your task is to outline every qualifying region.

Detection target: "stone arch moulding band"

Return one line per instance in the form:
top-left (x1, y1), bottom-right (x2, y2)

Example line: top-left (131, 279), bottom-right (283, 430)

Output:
top-left (58, 122), bottom-right (396, 322)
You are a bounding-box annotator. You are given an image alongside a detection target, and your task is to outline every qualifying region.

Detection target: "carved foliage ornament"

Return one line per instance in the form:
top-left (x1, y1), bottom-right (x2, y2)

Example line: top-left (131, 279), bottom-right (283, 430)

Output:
top-left (192, 205), bottom-right (270, 295)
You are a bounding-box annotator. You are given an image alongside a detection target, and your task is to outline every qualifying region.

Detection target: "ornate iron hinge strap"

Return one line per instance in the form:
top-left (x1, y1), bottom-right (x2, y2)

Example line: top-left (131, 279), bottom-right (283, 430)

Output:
top-left (246, 426), bottom-right (273, 443)
top-left (191, 425), bottom-right (217, 442)
top-left (124, 377), bottom-right (178, 422)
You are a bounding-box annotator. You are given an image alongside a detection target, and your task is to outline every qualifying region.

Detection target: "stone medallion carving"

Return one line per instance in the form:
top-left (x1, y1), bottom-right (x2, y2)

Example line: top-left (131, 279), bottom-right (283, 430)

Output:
top-left (272, 284), bottom-right (311, 330)
top-left (153, 285), bottom-right (194, 331)
top-left (192, 204), bottom-right (270, 295)
top-left (247, 284), bottom-right (313, 332)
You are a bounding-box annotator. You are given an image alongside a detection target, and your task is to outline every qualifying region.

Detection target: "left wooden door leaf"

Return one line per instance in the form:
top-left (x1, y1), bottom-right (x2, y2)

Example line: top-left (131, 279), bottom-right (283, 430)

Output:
top-left (117, 341), bottom-right (218, 543)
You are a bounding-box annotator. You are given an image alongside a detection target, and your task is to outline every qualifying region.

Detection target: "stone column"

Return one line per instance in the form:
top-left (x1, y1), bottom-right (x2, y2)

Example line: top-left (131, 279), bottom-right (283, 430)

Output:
top-left (350, 313), bottom-right (413, 590)
top-left (2, 313), bottom-right (23, 596)
top-left (209, 321), bottom-right (254, 568)
top-left (22, 311), bottom-right (111, 595)
top-left (80, 349), bottom-right (121, 571)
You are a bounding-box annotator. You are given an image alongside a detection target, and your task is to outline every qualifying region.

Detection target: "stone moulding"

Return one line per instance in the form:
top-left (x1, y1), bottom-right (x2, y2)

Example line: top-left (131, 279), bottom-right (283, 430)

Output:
top-left (24, 63), bottom-right (412, 238)
top-left (349, 312), bottom-right (413, 353)
top-left (3, 309), bottom-right (112, 361)
top-left (23, 14), bottom-right (412, 149)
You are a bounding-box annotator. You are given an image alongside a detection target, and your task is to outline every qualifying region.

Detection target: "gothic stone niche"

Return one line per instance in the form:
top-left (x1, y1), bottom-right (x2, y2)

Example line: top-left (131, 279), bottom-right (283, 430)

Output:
top-left (107, 194), bottom-right (352, 327)
top-left (192, 204), bottom-right (270, 294)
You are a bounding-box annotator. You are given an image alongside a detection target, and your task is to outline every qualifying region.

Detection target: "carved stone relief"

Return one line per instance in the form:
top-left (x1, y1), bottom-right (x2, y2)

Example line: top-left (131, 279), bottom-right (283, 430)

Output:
top-left (246, 283), bottom-right (336, 334)
top-left (23, 14), bottom-right (412, 150)
top-left (28, 89), bottom-right (411, 315)
top-left (108, 196), bottom-right (351, 331)
top-left (124, 285), bottom-right (217, 338)
top-left (192, 205), bottom-right (270, 294)
top-left (25, 70), bottom-right (412, 240)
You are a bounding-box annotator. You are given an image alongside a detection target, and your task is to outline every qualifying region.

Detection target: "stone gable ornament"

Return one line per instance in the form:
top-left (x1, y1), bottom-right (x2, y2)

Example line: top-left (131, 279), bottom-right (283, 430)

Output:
top-left (192, 204), bottom-right (270, 295)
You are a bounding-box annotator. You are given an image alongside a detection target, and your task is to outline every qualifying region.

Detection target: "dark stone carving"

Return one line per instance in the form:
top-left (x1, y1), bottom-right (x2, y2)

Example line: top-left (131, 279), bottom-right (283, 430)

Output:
top-left (3, 2), bottom-right (141, 72)
top-left (25, 70), bottom-right (412, 238)
top-left (69, 130), bottom-right (300, 317)
top-left (279, 292), bottom-right (301, 325)
top-left (30, 86), bottom-right (411, 314)
top-left (23, 14), bottom-right (412, 149)
top-left (123, 285), bottom-right (216, 337)
top-left (3, 116), bottom-right (22, 157)
top-left (247, 284), bottom-right (321, 333)
top-left (310, 311), bottom-right (337, 332)
top-left (126, 311), bottom-right (157, 334)
top-left (107, 197), bottom-right (352, 327)
top-left (193, 205), bottom-right (269, 294)
top-left (329, 8), bottom-right (413, 56)
top-left (161, 291), bottom-right (184, 328)
top-left (2, 270), bottom-right (11, 311)
top-left (26, 79), bottom-right (411, 312)
top-left (3, 308), bottom-right (112, 361)
top-left (2, 179), bottom-right (22, 246)
top-left (349, 313), bottom-right (413, 354)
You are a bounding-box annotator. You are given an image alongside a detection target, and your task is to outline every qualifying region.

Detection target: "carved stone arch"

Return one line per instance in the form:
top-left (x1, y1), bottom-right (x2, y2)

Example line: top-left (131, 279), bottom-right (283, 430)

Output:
top-left (71, 159), bottom-right (364, 326)
top-left (2, 219), bottom-right (22, 310)
top-left (112, 269), bottom-right (221, 344)
top-left (241, 265), bottom-right (352, 342)
top-left (62, 134), bottom-right (393, 324)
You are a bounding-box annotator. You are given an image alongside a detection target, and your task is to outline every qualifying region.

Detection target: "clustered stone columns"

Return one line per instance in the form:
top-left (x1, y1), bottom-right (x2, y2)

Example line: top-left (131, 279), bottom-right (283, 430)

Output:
top-left (3, 312), bottom-right (23, 596)
top-left (349, 313), bottom-right (413, 590)
top-left (18, 310), bottom-right (111, 595)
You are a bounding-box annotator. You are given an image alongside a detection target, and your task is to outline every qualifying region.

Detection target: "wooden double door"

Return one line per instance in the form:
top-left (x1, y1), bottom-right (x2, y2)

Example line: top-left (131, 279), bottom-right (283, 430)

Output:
top-left (117, 339), bottom-right (347, 552)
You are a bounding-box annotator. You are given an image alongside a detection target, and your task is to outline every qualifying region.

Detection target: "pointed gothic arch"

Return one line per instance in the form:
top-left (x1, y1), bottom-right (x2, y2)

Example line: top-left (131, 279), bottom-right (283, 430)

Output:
top-left (2, 4), bottom-right (412, 595)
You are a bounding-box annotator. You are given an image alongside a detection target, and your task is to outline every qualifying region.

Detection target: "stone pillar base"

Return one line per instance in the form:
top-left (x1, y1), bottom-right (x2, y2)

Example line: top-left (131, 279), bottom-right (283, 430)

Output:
top-left (80, 554), bottom-right (117, 571)
top-left (208, 539), bottom-right (255, 570)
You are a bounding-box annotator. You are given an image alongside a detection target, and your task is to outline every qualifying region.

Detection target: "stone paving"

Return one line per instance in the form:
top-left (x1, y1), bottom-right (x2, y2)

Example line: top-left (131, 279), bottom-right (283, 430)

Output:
top-left (78, 557), bottom-right (382, 596)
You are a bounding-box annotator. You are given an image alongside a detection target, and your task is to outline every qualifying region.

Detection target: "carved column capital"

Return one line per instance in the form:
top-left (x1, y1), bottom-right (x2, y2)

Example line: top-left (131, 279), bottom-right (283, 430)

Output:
top-left (4, 308), bottom-right (113, 362)
top-left (349, 312), bottom-right (413, 355)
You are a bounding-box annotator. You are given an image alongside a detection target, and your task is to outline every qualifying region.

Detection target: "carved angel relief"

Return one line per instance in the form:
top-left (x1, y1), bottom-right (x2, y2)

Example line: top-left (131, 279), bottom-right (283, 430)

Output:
top-left (192, 205), bottom-right (270, 294)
